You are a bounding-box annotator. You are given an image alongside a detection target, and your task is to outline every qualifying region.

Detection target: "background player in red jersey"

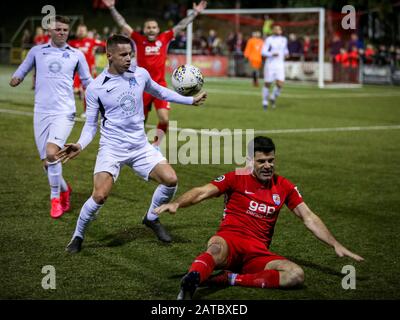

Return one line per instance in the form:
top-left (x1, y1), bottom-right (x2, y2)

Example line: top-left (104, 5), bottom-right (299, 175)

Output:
top-left (69, 24), bottom-right (106, 117)
top-left (103, 0), bottom-right (207, 146)
top-left (155, 136), bottom-right (364, 300)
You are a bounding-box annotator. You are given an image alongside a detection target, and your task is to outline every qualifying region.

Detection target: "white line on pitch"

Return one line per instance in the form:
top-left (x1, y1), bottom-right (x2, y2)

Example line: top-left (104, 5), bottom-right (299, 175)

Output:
top-left (1, 108), bottom-right (399, 135)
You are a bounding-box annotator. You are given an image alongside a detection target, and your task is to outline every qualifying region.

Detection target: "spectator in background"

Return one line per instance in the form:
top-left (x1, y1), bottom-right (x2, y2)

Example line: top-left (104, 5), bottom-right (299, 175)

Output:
top-left (375, 45), bottom-right (390, 66)
top-left (263, 15), bottom-right (274, 37)
top-left (287, 33), bottom-right (302, 61)
top-left (348, 45), bottom-right (359, 82)
top-left (207, 29), bottom-right (222, 55)
top-left (170, 30), bottom-right (187, 52)
top-left (362, 44), bottom-right (375, 64)
top-left (33, 27), bottom-right (49, 45)
top-left (348, 33), bottom-right (363, 51)
top-left (244, 31), bottom-right (263, 86)
top-left (193, 29), bottom-right (208, 54)
top-left (303, 35), bottom-right (312, 61)
top-left (330, 32), bottom-right (343, 61)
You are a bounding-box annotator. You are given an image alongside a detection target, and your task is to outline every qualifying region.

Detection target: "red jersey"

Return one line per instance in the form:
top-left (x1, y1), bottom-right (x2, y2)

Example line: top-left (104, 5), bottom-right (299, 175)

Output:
top-left (130, 30), bottom-right (174, 84)
top-left (211, 171), bottom-right (303, 247)
top-left (69, 37), bottom-right (106, 67)
top-left (34, 35), bottom-right (49, 45)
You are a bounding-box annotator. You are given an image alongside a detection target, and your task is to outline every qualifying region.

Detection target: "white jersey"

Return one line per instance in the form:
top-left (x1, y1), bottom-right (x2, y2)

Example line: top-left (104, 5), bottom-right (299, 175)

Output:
top-left (77, 66), bottom-right (194, 151)
top-left (261, 35), bottom-right (289, 67)
top-left (13, 42), bottom-right (92, 114)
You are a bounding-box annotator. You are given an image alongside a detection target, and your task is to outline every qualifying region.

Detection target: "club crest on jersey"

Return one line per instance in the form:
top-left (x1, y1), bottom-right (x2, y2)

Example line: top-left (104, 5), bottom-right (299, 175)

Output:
top-left (155, 40), bottom-right (162, 47)
top-left (48, 60), bottom-right (62, 73)
top-left (214, 175), bottom-right (225, 182)
top-left (117, 92), bottom-right (137, 116)
top-left (128, 77), bottom-right (138, 88)
top-left (62, 52), bottom-right (70, 59)
top-left (272, 194), bottom-right (281, 206)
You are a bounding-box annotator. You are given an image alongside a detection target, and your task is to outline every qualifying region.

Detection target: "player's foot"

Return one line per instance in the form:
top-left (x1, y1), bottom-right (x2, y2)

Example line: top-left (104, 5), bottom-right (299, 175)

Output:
top-left (65, 236), bottom-right (83, 254)
top-left (50, 198), bottom-right (64, 219)
top-left (177, 271), bottom-right (200, 300)
top-left (142, 215), bottom-right (172, 243)
top-left (202, 270), bottom-right (231, 287)
top-left (263, 104), bottom-right (268, 111)
top-left (270, 99), bottom-right (276, 109)
top-left (60, 184), bottom-right (72, 212)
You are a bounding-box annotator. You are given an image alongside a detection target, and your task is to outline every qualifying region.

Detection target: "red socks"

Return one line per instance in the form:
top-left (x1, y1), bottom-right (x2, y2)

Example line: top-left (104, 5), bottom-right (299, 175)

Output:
top-left (189, 252), bottom-right (216, 283)
top-left (234, 270), bottom-right (280, 288)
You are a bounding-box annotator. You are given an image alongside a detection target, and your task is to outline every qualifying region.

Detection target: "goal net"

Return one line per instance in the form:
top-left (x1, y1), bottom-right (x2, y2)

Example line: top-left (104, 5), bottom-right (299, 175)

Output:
top-left (182, 8), bottom-right (329, 87)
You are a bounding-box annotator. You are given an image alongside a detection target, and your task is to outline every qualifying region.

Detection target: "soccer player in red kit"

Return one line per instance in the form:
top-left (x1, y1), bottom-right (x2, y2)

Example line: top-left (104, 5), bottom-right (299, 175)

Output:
top-left (103, 0), bottom-right (207, 146)
top-left (155, 136), bottom-right (364, 299)
top-left (69, 24), bottom-right (106, 116)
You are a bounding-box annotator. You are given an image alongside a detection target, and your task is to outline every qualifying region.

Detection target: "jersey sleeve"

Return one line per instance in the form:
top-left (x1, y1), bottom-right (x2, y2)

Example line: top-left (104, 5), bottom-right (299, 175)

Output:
top-left (77, 85), bottom-right (99, 150)
top-left (210, 171), bottom-right (236, 194)
top-left (76, 51), bottom-right (93, 88)
top-left (162, 29), bottom-right (175, 43)
top-left (261, 38), bottom-right (272, 58)
top-left (12, 46), bottom-right (37, 79)
top-left (143, 68), bottom-right (194, 105)
top-left (130, 31), bottom-right (142, 43)
top-left (283, 178), bottom-right (304, 210)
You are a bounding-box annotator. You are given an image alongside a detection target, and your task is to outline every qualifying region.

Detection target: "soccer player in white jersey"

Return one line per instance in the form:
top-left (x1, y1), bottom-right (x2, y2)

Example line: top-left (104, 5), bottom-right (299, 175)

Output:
top-left (261, 25), bottom-right (289, 110)
top-left (56, 35), bottom-right (207, 252)
top-left (9, 16), bottom-right (92, 219)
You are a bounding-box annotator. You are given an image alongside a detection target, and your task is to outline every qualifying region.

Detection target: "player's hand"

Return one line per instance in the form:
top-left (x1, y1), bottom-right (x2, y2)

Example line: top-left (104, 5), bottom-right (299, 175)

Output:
top-left (192, 91), bottom-right (207, 106)
top-left (154, 203), bottom-right (179, 215)
top-left (56, 143), bottom-right (82, 164)
top-left (102, 0), bottom-right (115, 8)
top-left (9, 77), bottom-right (22, 87)
top-left (334, 243), bottom-right (364, 262)
top-left (193, 1), bottom-right (207, 15)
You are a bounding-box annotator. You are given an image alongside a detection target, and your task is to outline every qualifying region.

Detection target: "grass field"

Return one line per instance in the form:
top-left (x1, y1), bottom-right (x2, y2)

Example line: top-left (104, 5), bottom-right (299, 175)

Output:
top-left (0, 64), bottom-right (399, 300)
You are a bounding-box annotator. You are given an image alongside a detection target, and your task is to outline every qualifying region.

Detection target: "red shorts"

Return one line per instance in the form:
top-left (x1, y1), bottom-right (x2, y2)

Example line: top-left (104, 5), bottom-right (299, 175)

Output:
top-left (143, 80), bottom-right (171, 117)
top-left (73, 64), bottom-right (96, 89)
top-left (215, 230), bottom-right (286, 274)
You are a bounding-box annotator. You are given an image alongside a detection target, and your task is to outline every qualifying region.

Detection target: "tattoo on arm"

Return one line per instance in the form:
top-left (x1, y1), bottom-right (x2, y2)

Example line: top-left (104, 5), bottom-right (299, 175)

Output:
top-left (109, 6), bottom-right (128, 28)
top-left (174, 12), bottom-right (198, 33)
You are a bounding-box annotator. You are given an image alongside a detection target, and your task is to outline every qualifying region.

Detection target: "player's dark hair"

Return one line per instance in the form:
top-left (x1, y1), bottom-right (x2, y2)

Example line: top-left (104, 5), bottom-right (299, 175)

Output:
top-left (248, 136), bottom-right (275, 157)
top-left (55, 15), bottom-right (70, 25)
top-left (106, 34), bottom-right (134, 51)
top-left (144, 18), bottom-right (159, 25)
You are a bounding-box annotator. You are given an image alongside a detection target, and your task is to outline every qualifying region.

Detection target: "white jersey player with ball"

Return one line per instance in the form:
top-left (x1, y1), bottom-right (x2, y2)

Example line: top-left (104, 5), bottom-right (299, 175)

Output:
top-left (57, 35), bottom-right (207, 253)
top-left (261, 25), bottom-right (289, 110)
top-left (10, 16), bottom-right (92, 219)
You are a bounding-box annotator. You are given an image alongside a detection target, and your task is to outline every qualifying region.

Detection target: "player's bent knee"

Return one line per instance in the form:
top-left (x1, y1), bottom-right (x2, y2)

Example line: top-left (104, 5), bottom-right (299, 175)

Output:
top-left (46, 154), bottom-right (58, 163)
top-left (161, 172), bottom-right (178, 187)
top-left (92, 192), bottom-right (108, 205)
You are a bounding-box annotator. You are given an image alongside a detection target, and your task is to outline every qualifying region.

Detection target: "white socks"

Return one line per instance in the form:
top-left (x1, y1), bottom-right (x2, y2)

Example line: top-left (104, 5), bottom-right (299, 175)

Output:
top-left (262, 87), bottom-right (269, 106)
top-left (272, 86), bottom-right (281, 100)
top-left (146, 184), bottom-right (177, 221)
top-left (73, 197), bottom-right (103, 239)
top-left (47, 161), bottom-right (61, 199)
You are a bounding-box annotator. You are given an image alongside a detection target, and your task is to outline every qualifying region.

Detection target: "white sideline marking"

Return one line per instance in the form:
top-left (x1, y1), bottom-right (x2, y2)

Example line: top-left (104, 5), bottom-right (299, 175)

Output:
top-left (2, 107), bottom-right (399, 135)
top-left (205, 88), bottom-right (400, 98)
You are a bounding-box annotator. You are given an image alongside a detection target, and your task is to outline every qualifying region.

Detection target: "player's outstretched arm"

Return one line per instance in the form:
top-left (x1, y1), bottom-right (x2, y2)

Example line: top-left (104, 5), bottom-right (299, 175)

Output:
top-left (102, 0), bottom-right (133, 35)
top-left (172, 1), bottom-right (207, 36)
top-left (154, 183), bottom-right (220, 215)
top-left (292, 202), bottom-right (365, 262)
top-left (56, 143), bottom-right (82, 164)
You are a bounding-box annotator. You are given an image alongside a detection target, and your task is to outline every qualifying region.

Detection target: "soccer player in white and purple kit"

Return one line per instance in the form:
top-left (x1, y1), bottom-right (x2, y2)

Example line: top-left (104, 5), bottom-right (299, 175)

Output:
top-left (10, 16), bottom-right (92, 219)
top-left (261, 25), bottom-right (289, 110)
top-left (56, 35), bottom-right (207, 252)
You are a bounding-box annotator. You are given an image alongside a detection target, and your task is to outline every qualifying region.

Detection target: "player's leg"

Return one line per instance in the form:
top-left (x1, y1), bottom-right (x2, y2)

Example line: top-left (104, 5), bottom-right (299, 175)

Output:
top-left (154, 106), bottom-right (170, 148)
top-left (263, 64), bottom-right (272, 110)
top-left (144, 160), bottom-right (178, 243)
top-left (228, 256), bottom-right (304, 289)
top-left (270, 79), bottom-right (284, 109)
top-left (178, 235), bottom-right (230, 300)
top-left (143, 92), bottom-right (153, 124)
top-left (66, 172), bottom-right (114, 253)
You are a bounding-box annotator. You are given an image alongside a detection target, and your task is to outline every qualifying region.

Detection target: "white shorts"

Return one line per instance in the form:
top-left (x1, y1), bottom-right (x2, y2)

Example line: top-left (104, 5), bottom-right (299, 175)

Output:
top-left (94, 142), bottom-right (166, 182)
top-left (264, 64), bottom-right (285, 83)
top-left (33, 112), bottom-right (75, 160)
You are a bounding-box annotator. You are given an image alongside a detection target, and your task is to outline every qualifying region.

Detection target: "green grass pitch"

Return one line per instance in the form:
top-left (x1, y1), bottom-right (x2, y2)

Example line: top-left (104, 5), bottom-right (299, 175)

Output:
top-left (0, 65), bottom-right (399, 300)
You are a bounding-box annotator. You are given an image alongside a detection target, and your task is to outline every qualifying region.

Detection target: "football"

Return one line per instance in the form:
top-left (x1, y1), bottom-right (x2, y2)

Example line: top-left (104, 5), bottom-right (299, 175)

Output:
top-left (171, 64), bottom-right (204, 96)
